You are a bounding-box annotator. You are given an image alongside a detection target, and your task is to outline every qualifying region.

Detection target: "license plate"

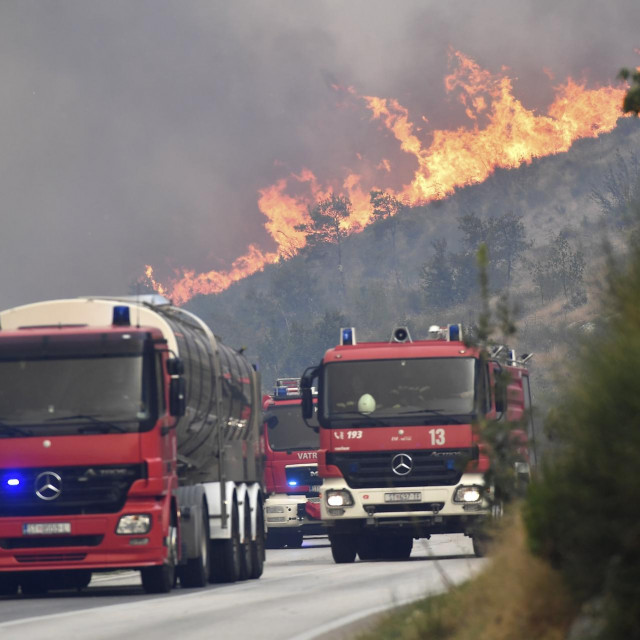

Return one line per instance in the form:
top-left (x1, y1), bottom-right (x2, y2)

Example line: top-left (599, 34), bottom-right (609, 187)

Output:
top-left (384, 492), bottom-right (422, 503)
top-left (23, 522), bottom-right (71, 535)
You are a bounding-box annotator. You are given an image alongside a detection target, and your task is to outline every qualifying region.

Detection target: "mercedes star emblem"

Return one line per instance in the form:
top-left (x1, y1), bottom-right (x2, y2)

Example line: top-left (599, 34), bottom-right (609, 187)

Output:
top-left (391, 453), bottom-right (413, 476)
top-left (34, 471), bottom-right (63, 501)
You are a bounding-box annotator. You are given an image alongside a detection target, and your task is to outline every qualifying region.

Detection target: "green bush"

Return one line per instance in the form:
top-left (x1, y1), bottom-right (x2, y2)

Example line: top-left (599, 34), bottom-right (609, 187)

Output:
top-left (524, 242), bottom-right (640, 638)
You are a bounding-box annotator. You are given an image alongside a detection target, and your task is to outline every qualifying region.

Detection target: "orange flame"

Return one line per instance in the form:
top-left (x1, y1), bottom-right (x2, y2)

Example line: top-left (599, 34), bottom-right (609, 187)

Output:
top-left (143, 51), bottom-right (627, 304)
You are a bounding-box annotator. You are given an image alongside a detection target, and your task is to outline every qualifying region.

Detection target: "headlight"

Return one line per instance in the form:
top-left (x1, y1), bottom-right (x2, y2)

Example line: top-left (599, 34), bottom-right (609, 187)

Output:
top-left (116, 514), bottom-right (152, 535)
top-left (265, 505), bottom-right (285, 514)
top-left (325, 489), bottom-right (354, 507)
top-left (453, 485), bottom-right (483, 503)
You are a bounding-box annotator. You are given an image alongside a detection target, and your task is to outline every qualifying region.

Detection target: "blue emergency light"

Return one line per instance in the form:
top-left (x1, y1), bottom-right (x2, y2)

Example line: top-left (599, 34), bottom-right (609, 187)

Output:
top-left (112, 305), bottom-right (131, 326)
top-left (6, 477), bottom-right (20, 487)
top-left (340, 327), bottom-right (356, 346)
top-left (448, 324), bottom-right (461, 341)
top-left (288, 480), bottom-right (298, 487)
top-left (276, 386), bottom-right (287, 397)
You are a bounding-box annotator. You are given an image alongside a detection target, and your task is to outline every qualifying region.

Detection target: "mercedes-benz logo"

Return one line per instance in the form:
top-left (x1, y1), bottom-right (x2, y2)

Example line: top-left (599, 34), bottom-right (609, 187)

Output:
top-left (391, 453), bottom-right (413, 476)
top-left (34, 471), bottom-right (63, 501)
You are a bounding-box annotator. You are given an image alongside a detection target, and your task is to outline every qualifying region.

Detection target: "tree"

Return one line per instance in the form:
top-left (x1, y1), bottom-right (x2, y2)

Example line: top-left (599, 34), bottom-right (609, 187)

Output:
top-left (420, 239), bottom-right (456, 309)
top-left (370, 190), bottom-right (403, 285)
top-left (296, 194), bottom-right (352, 295)
top-left (531, 230), bottom-right (586, 307)
top-left (458, 211), bottom-right (531, 288)
top-left (619, 67), bottom-right (640, 115)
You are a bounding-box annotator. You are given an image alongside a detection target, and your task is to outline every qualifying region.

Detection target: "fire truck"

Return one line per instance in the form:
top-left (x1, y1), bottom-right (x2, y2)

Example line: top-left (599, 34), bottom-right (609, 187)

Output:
top-left (300, 325), bottom-right (534, 563)
top-left (0, 296), bottom-right (265, 595)
top-left (263, 378), bottom-right (324, 548)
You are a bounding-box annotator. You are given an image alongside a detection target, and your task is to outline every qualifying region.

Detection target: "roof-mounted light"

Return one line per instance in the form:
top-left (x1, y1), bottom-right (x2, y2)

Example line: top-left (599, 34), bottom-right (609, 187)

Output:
top-left (112, 305), bottom-right (131, 326)
top-left (340, 327), bottom-right (356, 346)
top-left (447, 324), bottom-right (463, 342)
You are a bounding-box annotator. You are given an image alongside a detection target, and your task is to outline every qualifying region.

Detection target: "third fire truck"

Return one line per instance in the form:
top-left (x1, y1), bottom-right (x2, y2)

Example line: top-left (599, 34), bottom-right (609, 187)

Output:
top-left (263, 378), bottom-right (324, 548)
top-left (300, 325), bottom-right (534, 563)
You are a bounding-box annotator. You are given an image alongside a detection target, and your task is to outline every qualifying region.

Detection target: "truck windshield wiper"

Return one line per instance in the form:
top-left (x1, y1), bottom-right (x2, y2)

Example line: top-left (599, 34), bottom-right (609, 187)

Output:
top-left (0, 422), bottom-right (32, 437)
top-left (43, 414), bottom-right (128, 433)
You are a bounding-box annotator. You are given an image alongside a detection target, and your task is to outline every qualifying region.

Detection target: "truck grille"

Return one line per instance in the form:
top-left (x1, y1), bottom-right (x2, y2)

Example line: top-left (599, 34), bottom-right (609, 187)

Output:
top-left (0, 535), bottom-right (104, 549)
top-left (0, 464), bottom-right (145, 516)
top-left (327, 451), bottom-right (468, 488)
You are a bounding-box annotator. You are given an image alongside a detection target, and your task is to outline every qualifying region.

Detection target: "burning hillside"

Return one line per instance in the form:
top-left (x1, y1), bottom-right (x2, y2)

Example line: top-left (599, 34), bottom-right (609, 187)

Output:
top-left (144, 51), bottom-right (626, 305)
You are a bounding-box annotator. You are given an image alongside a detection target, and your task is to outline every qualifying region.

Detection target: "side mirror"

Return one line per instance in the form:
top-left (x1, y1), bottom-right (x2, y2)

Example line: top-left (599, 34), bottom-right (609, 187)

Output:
top-left (301, 388), bottom-right (313, 420)
top-left (167, 357), bottom-right (185, 376)
top-left (169, 377), bottom-right (186, 417)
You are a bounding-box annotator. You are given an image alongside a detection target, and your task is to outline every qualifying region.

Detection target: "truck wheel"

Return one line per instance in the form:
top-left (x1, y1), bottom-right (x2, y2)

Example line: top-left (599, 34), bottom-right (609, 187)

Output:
top-left (265, 531), bottom-right (285, 549)
top-left (239, 504), bottom-right (253, 580)
top-left (472, 534), bottom-right (490, 558)
top-left (380, 536), bottom-right (413, 560)
top-left (0, 573), bottom-right (19, 596)
top-left (249, 504), bottom-right (265, 579)
top-left (209, 502), bottom-right (241, 583)
top-left (357, 534), bottom-right (378, 561)
top-left (329, 534), bottom-right (357, 564)
top-left (141, 521), bottom-right (178, 594)
top-left (286, 532), bottom-right (304, 548)
top-left (20, 574), bottom-right (49, 595)
top-left (179, 499), bottom-right (209, 588)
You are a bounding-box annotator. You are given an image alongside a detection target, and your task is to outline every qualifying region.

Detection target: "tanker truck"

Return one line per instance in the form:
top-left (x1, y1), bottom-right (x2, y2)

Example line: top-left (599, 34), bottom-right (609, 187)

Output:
top-left (0, 295), bottom-right (265, 595)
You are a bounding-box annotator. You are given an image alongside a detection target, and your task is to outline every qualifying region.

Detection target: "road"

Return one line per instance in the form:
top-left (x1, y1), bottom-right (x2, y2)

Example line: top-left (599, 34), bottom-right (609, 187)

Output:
top-left (0, 535), bottom-right (484, 640)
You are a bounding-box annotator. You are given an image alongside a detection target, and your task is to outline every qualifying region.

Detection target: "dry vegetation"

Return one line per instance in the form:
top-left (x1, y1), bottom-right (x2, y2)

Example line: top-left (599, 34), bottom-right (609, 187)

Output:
top-left (356, 510), bottom-right (576, 640)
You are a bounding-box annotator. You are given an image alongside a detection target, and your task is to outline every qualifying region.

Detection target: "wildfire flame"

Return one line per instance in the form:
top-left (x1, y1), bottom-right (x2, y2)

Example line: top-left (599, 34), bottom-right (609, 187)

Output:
top-left (143, 50), bottom-right (627, 305)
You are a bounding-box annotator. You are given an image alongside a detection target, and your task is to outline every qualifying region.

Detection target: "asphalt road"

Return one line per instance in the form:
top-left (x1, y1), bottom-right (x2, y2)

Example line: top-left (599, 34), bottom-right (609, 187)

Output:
top-left (0, 535), bottom-right (484, 640)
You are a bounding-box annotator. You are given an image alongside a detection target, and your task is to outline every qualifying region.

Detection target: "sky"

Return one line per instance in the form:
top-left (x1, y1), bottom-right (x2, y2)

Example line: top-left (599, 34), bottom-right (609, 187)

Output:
top-left (0, 0), bottom-right (638, 308)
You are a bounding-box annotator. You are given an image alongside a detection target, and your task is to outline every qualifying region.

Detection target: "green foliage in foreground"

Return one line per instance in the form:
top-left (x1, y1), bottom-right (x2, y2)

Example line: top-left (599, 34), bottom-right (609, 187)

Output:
top-left (525, 240), bottom-right (640, 638)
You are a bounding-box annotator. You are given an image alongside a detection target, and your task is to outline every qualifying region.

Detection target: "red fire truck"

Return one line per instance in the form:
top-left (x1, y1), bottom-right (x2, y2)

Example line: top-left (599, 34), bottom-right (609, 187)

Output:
top-left (0, 296), bottom-right (265, 595)
top-left (263, 378), bottom-right (324, 548)
top-left (300, 325), bottom-right (534, 563)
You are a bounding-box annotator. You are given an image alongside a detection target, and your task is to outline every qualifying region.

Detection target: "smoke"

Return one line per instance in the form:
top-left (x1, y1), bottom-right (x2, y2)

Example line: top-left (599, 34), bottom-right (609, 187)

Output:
top-left (0, 0), bottom-right (638, 307)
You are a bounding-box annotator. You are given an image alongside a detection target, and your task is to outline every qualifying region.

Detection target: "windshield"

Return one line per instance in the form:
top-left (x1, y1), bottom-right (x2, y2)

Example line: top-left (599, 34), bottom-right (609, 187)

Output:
top-left (265, 404), bottom-right (319, 451)
top-left (324, 357), bottom-right (476, 425)
top-left (0, 355), bottom-right (153, 435)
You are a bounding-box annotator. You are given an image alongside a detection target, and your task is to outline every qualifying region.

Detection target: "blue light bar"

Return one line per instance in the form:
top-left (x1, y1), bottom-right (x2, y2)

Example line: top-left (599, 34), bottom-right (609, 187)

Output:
top-left (112, 305), bottom-right (131, 326)
top-left (288, 480), bottom-right (298, 487)
top-left (340, 327), bottom-right (356, 346)
top-left (6, 478), bottom-right (20, 487)
top-left (275, 386), bottom-right (288, 397)
top-left (448, 324), bottom-right (460, 341)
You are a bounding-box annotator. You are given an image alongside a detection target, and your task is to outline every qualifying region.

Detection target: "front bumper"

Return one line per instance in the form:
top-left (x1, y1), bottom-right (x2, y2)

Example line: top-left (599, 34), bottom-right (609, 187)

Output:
top-left (320, 474), bottom-right (489, 534)
top-left (0, 498), bottom-right (168, 573)
top-left (265, 494), bottom-right (325, 534)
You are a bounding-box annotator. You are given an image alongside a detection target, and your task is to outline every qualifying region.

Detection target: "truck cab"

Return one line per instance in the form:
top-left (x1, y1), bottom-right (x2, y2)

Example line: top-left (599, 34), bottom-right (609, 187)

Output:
top-left (263, 378), bottom-right (324, 548)
top-left (301, 325), bottom-right (534, 563)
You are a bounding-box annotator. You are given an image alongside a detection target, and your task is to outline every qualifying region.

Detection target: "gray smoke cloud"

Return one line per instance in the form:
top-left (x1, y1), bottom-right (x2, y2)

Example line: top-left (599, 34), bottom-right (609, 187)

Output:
top-left (0, 0), bottom-right (638, 307)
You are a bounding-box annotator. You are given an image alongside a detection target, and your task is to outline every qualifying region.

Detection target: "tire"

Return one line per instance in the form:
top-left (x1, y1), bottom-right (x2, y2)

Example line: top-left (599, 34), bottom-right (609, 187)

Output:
top-left (239, 503), bottom-right (253, 581)
top-left (209, 501), bottom-right (242, 584)
top-left (286, 532), bottom-right (304, 548)
top-left (0, 573), bottom-right (19, 596)
top-left (329, 534), bottom-right (357, 564)
top-left (265, 531), bottom-right (285, 549)
top-left (249, 503), bottom-right (265, 579)
top-left (141, 518), bottom-right (178, 594)
top-left (179, 498), bottom-right (210, 589)
top-left (472, 533), bottom-right (490, 558)
top-left (20, 574), bottom-right (49, 596)
top-left (380, 536), bottom-right (413, 560)
top-left (357, 534), bottom-right (379, 561)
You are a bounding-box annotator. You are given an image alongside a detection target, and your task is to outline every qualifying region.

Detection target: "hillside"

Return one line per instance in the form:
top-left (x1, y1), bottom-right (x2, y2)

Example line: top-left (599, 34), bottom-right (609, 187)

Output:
top-left (185, 117), bottom-right (640, 390)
